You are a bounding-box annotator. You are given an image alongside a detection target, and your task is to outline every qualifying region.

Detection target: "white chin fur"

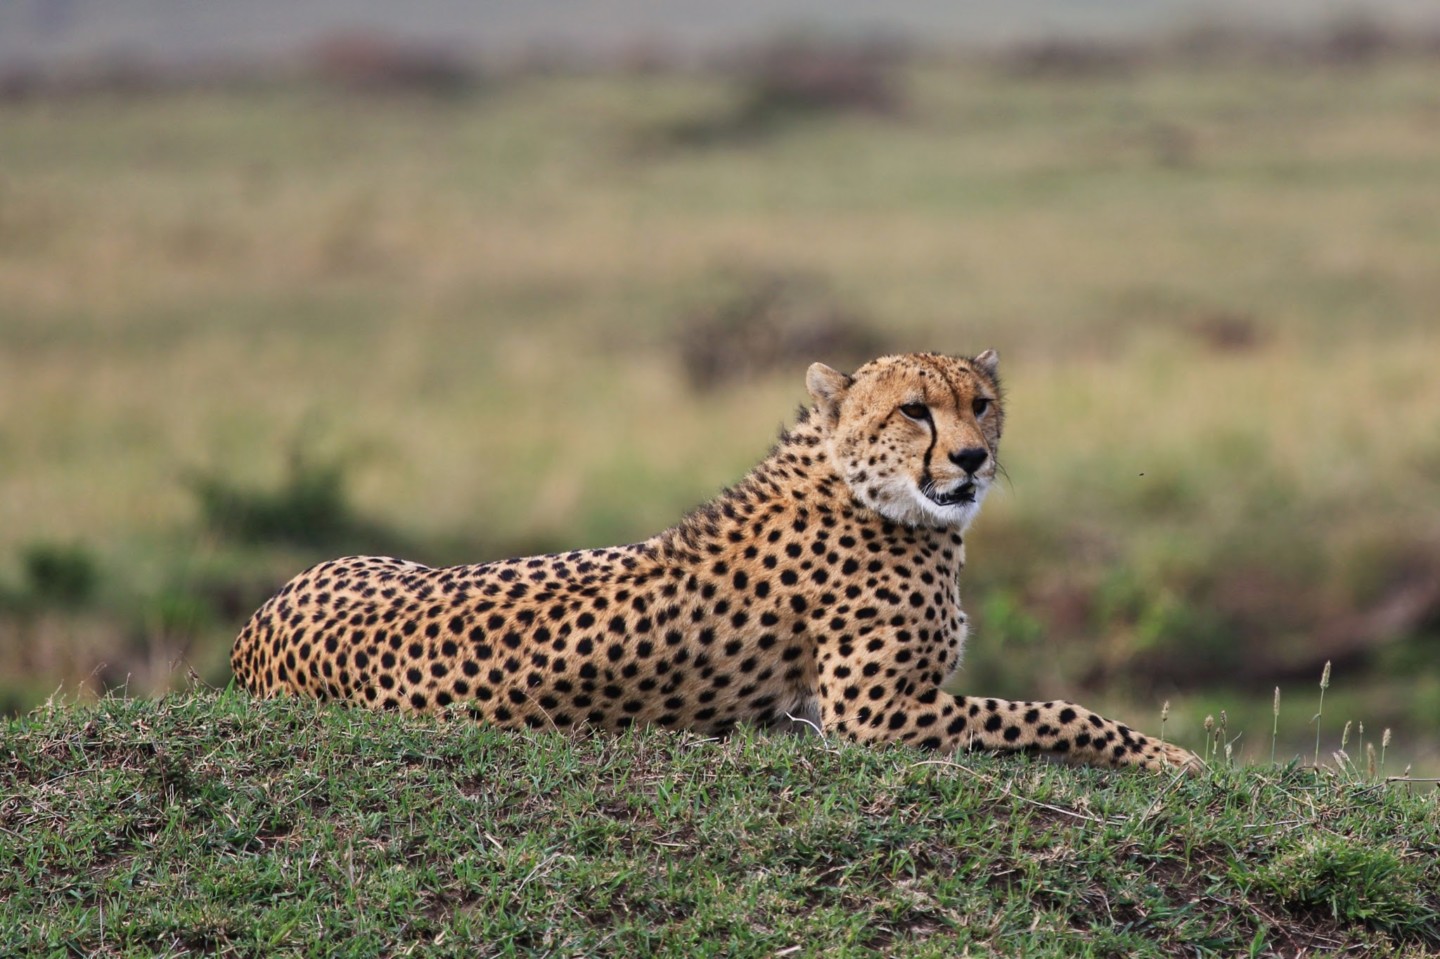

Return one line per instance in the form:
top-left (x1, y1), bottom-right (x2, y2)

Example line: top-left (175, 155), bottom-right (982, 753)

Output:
top-left (864, 480), bottom-right (988, 530)
top-left (912, 484), bottom-right (987, 531)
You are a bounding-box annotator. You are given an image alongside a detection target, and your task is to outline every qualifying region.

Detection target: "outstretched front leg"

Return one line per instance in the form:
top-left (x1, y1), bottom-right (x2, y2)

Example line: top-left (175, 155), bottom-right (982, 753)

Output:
top-left (820, 679), bottom-right (1201, 773)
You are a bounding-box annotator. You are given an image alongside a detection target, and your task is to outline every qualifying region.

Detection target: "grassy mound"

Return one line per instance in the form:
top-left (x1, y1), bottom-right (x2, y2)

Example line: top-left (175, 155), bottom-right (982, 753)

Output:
top-left (3, 693), bottom-right (1437, 956)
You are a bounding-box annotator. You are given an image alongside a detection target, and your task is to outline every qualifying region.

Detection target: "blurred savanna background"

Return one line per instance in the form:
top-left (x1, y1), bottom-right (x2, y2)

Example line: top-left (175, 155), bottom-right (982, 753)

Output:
top-left (2, 0), bottom-right (1438, 773)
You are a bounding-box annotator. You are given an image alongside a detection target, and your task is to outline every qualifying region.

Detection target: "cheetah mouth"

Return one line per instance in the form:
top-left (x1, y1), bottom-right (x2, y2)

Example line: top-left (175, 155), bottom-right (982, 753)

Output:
top-left (923, 482), bottom-right (978, 508)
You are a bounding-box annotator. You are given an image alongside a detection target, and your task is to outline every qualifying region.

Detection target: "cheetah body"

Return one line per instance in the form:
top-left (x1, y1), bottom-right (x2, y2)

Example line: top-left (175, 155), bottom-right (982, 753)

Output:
top-left (232, 352), bottom-right (1199, 772)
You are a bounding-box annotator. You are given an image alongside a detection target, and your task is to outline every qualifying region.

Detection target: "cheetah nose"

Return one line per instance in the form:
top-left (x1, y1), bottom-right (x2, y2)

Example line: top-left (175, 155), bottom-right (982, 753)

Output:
top-left (949, 447), bottom-right (989, 475)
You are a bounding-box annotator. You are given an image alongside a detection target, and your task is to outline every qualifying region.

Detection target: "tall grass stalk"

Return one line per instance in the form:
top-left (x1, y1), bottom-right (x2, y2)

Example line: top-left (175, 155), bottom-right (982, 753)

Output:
top-left (1313, 660), bottom-right (1331, 768)
top-left (1271, 687), bottom-right (1280, 766)
top-left (1219, 710), bottom-right (1232, 768)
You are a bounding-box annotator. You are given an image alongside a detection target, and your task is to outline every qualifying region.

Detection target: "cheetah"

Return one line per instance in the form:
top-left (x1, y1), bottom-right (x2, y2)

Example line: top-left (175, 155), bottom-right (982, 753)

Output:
top-left (232, 351), bottom-right (1201, 773)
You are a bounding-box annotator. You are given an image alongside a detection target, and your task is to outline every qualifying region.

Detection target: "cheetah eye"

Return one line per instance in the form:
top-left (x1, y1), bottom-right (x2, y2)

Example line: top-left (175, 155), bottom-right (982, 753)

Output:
top-left (972, 397), bottom-right (991, 417)
top-left (899, 403), bottom-right (930, 421)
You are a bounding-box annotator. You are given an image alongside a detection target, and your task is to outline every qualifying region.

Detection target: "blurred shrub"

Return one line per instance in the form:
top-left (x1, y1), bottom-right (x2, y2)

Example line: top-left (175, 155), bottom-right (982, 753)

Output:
top-left (675, 271), bottom-right (886, 391)
top-left (304, 31), bottom-right (478, 97)
top-left (189, 444), bottom-right (402, 552)
top-left (1003, 38), bottom-right (1141, 79)
top-left (656, 38), bottom-right (906, 147)
top-left (1188, 311), bottom-right (1263, 353)
top-left (1317, 14), bottom-right (1405, 67)
top-left (0, 542), bottom-right (101, 612)
top-left (738, 38), bottom-right (904, 119)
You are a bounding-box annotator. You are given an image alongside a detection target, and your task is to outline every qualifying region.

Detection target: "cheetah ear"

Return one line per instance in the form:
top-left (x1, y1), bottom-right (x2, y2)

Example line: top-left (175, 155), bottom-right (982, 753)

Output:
top-left (973, 349), bottom-right (1000, 379)
top-left (806, 362), bottom-right (852, 423)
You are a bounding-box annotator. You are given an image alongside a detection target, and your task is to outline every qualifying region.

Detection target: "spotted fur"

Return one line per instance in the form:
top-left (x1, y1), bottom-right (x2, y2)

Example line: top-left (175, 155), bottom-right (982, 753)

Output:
top-left (232, 352), bottom-right (1201, 773)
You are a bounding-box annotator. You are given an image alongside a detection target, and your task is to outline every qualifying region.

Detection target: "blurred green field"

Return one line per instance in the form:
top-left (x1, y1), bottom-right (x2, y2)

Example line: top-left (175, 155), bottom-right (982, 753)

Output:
top-left (2, 49), bottom-right (1438, 770)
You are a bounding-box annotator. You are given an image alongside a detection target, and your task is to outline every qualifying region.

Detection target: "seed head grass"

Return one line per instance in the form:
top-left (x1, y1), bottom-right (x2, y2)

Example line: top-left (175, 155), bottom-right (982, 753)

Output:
top-left (1316, 660), bottom-right (1332, 768)
top-left (1271, 687), bottom-right (1281, 767)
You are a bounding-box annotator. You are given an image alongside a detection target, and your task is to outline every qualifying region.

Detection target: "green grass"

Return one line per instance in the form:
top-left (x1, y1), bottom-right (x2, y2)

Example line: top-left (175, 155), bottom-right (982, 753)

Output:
top-left (2, 52), bottom-right (1440, 767)
top-left (2, 692), bottom-right (1437, 957)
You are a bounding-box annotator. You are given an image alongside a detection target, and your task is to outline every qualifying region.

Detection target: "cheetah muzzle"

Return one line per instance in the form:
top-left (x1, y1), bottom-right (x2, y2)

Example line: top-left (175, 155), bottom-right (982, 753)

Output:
top-left (923, 481), bottom-right (977, 508)
top-left (232, 351), bottom-right (1202, 774)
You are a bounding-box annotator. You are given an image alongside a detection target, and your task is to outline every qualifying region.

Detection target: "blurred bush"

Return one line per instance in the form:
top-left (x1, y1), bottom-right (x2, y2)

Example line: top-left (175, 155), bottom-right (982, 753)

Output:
top-left (675, 271), bottom-right (886, 391)
top-left (0, 542), bottom-right (101, 612)
top-left (1002, 38), bottom-right (1141, 79)
top-left (303, 31), bottom-right (479, 97)
top-left (654, 37), bottom-right (906, 147)
top-left (188, 443), bottom-right (405, 553)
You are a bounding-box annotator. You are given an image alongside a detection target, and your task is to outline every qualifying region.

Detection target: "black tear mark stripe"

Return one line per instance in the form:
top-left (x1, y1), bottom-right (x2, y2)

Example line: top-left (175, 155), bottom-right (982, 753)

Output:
top-left (916, 354), bottom-right (966, 477)
top-left (920, 416), bottom-right (938, 488)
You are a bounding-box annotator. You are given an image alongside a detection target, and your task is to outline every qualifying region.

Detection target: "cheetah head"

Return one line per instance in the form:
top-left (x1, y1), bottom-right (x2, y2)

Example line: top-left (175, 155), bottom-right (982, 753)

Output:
top-left (807, 351), bottom-right (1004, 530)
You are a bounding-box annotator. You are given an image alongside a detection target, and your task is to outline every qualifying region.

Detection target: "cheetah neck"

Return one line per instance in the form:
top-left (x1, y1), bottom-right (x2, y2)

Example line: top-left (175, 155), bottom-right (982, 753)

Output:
top-left (655, 411), bottom-right (967, 580)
